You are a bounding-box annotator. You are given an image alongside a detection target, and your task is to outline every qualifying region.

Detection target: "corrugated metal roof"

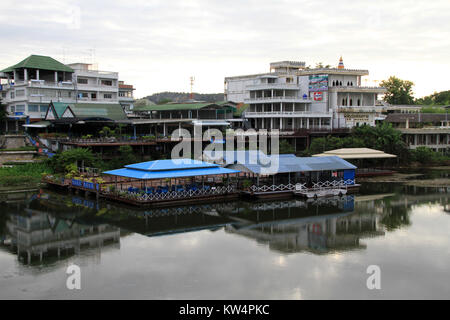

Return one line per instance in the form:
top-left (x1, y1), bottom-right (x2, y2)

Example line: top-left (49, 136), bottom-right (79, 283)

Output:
top-left (222, 151), bottom-right (356, 175)
top-left (134, 103), bottom-right (217, 112)
top-left (49, 102), bottom-right (127, 121)
top-left (1, 55), bottom-right (74, 73)
top-left (104, 163), bottom-right (239, 180)
top-left (313, 148), bottom-right (397, 159)
top-left (125, 159), bottom-right (218, 171)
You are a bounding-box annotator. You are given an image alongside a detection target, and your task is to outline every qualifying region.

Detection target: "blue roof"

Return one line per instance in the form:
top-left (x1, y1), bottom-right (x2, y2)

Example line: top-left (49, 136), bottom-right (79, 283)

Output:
top-left (103, 158), bottom-right (239, 180)
top-left (224, 152), bottom-right (356, 175)
top-left (125, 159), bottom-right (217, 171)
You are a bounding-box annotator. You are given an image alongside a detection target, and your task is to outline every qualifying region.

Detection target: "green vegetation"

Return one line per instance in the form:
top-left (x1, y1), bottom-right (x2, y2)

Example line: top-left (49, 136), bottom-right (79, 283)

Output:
top-left (415, 90), bottom-right (450, 106)
top-left (380, 76), bottom-right (415, 105)
top-left (0, 162), bottom-right (52, 187)
top-left (304, 123), bottom-right (450, 166)
top-left (276, 139), bottom-right (295, 154)
top-left (305, 123), bottom-right (408, 157)
top-left (157, 98), bottom-right (172, 105)
top-left (47, 148), bottom-right (97, 173)
top-left (420, 106), bottom-right (447, 113)
top-left (411, 147), bottom-right (449, 165)
top-left (233, 104), bottom-right (249, 117)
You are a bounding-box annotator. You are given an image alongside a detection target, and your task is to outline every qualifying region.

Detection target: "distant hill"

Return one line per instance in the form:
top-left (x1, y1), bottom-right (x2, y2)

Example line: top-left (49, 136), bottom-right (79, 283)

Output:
top-left (143, 92), bottom-right (224, 104)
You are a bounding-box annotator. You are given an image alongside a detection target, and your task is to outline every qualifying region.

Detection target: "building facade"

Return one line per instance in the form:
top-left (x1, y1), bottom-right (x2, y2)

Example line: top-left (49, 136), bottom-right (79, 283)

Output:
top-left (384, 113), bottom-right (450, 153)
top-left (225, 59), bottom-right (386, 132)
top-left (0, 55), bottom-right (134, 129)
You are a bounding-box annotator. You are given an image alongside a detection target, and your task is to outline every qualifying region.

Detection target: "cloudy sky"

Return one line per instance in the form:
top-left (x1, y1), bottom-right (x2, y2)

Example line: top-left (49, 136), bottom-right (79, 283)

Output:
top-left (0, 0), bottom-right (449, 98)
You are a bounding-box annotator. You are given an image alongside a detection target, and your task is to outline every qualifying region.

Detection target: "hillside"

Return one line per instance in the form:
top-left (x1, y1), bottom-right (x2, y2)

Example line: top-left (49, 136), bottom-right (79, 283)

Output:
top-left (143, 92), bottom-right (224, 104)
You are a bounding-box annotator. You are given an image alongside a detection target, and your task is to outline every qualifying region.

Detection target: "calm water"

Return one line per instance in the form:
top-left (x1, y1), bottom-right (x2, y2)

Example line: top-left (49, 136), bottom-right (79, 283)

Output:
top-left (0, 180), bottom-right (449, 299)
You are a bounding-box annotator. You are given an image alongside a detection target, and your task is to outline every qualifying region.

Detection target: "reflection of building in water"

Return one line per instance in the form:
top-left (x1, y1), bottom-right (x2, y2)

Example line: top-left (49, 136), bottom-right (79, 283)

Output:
top-left (225, 196), bottom-right (385, 254)
top-left (2, 209), bottom-right (120, 265)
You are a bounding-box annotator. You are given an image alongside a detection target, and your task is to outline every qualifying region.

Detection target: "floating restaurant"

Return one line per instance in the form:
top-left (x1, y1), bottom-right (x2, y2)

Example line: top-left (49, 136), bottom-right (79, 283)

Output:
top-left (44, 151), bottom-right (359, 206)
top-left (85, 159), bottom-right (240, 206)
top-left (207, 150), bottom-right (357, 199)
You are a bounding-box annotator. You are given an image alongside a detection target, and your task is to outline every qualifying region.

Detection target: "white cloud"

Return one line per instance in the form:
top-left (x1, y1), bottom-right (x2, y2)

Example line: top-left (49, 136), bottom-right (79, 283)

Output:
top-left (0, 0), bottom-right (449, 98)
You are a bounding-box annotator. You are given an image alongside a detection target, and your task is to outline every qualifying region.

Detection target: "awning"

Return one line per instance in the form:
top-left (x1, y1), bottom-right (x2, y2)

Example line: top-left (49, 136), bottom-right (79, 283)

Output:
top-left (192, 120), bottom-right (231, 126)
top-left (23, 121), bottom-right (51, 128)
top-left (103, 158), bottom-right (240, 180)
top-left (313, 148), bottom-right (396, 159)
top-left (104, 166), bottom-right (239, 180)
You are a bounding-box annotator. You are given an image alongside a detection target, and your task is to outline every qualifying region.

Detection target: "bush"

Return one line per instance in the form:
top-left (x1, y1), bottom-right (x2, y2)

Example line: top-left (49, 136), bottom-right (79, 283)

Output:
top-left (47, 148), bottom-right (96, 173)
top-left (412, 147), bottom-right (449, 165)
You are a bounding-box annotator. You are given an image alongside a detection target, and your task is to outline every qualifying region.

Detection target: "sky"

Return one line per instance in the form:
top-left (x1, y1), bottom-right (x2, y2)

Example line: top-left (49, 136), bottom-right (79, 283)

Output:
top-left (0, 0), bottom-right (449, 99)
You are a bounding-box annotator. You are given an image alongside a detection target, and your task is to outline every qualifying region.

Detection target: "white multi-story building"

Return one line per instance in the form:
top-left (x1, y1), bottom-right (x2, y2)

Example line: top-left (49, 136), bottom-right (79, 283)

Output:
top-left (118, 80), bottom-right (135, 113)
top-left (0, 55), bottom-right (133, 124)
top-left (225, 59), bottom-right (386, 131)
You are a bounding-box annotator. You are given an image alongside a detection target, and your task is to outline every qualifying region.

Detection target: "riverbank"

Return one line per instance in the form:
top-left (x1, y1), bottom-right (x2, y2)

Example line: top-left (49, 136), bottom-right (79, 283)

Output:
top-left (0, 162), bottom-right (52, 189)
top-left (358, 167), bottom-right (450, 187)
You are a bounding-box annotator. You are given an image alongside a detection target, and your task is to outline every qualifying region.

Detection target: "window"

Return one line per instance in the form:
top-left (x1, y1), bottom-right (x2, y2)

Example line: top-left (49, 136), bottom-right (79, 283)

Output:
top-left (101, 80), bottom-right (113, 86)
top-left (79, 92), bottom-right (88, 98)
top-left (119, 92), bottom-right (125, 97)
top-left (28, 105), bottom-right (39, 112)
top-left (104, 93), bottom-right (112, 99)
top-left (10, 106), bottom-right (15, 113)
top-left (77, 78), bottom-right (88, 84)
top-left (15, 105), bottom-right (25, 112)
top-left (40, 105), bottom-right (48, 113)
top-left (10, 92), bottom-right (15, 99)
top-left (16, 89), bottom-right (25, 97)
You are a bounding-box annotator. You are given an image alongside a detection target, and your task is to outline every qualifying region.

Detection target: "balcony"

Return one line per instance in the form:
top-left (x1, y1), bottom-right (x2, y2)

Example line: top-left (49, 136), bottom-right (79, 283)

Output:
top-left (329, 86), bottom-right (386, 93)
top-left (247, 83), bottom-right (300, 90)
top-left (337, 106), bottom-right (386, 113)
top-left (244, 111), bottom-right (332, 118)
top-left (245, 96), bottom-right (311, 103)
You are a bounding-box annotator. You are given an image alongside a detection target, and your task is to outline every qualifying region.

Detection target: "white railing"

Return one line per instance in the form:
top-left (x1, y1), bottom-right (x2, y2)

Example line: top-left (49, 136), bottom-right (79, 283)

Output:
top-left (250, 183), bottom-right (296, 193)
top-left (244, 111), bottom-right (332, 117)
top-left (311, 180), bottom-right (355, 189)
top-left (118, 185), bottom-right (236, 202)
top-left (246, 83), bottom-right (301, 90)
top-left (245, 96), bottom-right (310, 102)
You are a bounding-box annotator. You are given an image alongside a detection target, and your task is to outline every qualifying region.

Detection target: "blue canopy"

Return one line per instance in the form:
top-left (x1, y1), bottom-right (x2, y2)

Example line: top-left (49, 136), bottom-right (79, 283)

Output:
top-left (103, 158), bottom-right (239, 180)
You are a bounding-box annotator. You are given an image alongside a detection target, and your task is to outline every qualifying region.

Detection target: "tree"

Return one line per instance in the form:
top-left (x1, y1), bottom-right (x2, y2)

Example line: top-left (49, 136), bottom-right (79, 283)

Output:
top-left (380, 76), bottom-right (415, 105)
top-left (415, 90), bottom-right (450, 106)
top-left (48, 148), bottom-right (96, 173)
top-left (276, 140), bottom-right (295, 154)
top-left (315, 62), bottom-right (331, 69)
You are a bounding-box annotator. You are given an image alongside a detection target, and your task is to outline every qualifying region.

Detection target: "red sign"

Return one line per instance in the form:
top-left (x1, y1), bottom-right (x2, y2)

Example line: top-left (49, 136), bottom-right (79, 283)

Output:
top-left (313, 92), bottom-right (323, 101)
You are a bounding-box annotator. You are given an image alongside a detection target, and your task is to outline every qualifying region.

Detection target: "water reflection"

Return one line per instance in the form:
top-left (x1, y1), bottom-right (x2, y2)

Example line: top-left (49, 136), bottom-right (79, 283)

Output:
top-left (0, 185), bottom-right (448, 268)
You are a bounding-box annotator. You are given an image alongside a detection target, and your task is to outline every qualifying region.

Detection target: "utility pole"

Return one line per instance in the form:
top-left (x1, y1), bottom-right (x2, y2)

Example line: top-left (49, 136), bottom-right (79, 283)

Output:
top-left (190, 76), bottom-right (195, 100)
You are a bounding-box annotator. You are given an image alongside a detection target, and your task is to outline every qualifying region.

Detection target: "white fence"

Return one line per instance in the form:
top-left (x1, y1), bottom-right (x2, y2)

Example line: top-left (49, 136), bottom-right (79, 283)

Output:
top-left (118, 185), bottom-right (236, 202)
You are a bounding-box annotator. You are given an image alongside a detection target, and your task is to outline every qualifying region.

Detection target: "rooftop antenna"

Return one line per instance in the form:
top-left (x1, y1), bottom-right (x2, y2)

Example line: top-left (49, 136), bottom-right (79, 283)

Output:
top-left (190, 76), bottom-right (195, 100)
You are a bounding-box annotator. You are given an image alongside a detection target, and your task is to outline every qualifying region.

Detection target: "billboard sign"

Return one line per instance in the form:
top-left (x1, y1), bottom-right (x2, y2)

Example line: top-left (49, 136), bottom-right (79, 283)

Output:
top-left (309, 75), bottom-right (328, 92)
top-left (313, 92), bottom-right (323, 101)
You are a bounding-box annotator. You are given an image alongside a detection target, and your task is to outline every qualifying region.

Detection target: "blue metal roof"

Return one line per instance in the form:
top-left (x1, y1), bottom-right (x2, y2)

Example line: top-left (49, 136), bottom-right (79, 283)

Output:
top-left (225, 152), bottom-right (356, 175)
top-left (125, 159), bottom-right (217, 171)
top-left (104, 166), bottom-right (239, 180)
top-left (103, 158), bottom-right (239, 180)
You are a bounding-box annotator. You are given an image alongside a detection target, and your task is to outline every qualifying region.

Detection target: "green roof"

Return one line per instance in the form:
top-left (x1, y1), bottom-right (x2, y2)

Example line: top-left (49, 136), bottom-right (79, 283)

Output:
top-left (52, 102), bottom-right (69, 118)
top-left (1, 55), bottom-right (74, 73)
top-left (134, 103), bottom-right (217, 112)
top-left (50, 102), bottom-right (127, 121)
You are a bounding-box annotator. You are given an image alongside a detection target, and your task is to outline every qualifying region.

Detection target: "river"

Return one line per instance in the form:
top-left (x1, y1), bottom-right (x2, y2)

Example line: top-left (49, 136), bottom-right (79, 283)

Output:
top-left (0, 179), bottom-right (449, 299)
